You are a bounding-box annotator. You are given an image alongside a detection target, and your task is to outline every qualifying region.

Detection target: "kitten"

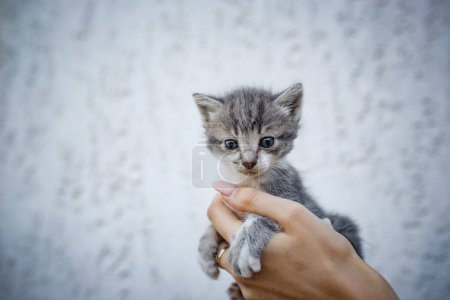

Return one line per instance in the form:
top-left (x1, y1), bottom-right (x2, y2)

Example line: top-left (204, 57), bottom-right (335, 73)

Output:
top-left (194, 83), bottom-right (363, 282)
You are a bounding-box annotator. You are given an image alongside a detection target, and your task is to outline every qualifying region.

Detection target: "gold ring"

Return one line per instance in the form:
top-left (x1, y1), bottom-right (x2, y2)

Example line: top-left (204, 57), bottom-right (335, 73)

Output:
top-left (216, 247), bottom-right (227, 264)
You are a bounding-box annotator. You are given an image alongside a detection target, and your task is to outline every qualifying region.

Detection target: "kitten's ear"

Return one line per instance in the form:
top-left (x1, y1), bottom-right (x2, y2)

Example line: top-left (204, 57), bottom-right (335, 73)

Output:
top-left (193, 93), bottom-right (223, 126)
top-left (274, 83), bottom-right (303, 121)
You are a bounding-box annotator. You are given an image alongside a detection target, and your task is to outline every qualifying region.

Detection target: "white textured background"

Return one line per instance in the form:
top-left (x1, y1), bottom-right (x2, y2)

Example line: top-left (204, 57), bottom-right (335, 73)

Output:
top-left (1, 1), bottom-right (450, 299)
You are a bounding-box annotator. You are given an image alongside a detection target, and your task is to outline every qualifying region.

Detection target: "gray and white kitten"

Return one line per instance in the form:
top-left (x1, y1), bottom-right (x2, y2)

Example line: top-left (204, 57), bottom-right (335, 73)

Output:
top-left (194, 83), bottom-right (362, 280)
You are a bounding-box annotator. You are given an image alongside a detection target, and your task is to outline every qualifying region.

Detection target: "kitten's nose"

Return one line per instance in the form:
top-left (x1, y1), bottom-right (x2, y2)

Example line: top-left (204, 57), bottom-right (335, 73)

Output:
top-left (242, 161), bottom-right (257, 170)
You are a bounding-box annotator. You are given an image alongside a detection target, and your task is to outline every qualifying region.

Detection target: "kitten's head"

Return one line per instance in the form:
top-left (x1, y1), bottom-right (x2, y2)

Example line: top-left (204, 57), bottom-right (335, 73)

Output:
top-left (193, 83), bottom-right (303, 179)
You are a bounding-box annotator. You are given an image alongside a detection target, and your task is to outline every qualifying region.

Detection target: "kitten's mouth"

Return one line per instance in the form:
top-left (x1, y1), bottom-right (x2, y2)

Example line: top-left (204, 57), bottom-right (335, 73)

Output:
top-left (239, 167), bottom-right (267, 177)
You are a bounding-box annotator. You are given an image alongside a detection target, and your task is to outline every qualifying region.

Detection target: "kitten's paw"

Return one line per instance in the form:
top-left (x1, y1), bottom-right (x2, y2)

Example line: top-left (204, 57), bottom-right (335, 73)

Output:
top-left (228, 226), bottom-right (262, 278)
top-left (198, 251), bottom-right (219, 279)
top-left (198, 225), bottom-right (221, 279)
top-left (227, 282), bottom-right (245, 300)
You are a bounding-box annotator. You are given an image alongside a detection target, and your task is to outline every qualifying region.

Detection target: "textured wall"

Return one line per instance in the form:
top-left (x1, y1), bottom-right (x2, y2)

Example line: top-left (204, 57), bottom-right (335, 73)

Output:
top-left (1, 0), bottom-right (449, 299)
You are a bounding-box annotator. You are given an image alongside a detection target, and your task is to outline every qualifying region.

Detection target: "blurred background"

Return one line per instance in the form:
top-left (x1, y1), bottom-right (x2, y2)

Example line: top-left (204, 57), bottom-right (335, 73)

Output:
top-left (1, 0), bottom-right (449, 299)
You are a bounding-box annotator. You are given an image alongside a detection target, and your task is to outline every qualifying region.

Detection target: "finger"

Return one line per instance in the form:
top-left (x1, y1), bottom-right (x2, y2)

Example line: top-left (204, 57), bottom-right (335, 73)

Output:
top-left (213, 181), bottom-right (314, 232)
top-left (207, 194), bottom-right (243, 243)
top-left (216, 246), bottom-right (233, 273)
top-left (217, 247), bottom-right (256, 287)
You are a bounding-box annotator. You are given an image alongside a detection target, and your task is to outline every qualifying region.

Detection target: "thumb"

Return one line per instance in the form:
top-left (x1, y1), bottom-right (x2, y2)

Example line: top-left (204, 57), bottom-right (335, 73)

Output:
top-left (213, 181), bottom-right (310, 232)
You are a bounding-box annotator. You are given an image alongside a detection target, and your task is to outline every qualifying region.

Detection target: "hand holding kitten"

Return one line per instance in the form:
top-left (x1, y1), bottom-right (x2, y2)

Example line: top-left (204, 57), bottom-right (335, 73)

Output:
top-left (208, 186), bottom-right (399, 300)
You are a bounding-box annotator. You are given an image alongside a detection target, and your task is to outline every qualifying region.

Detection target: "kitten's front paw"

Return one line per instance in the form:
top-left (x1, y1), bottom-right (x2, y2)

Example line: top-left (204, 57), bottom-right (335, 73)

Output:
top-left (198, 225), bottom-right (221, 279)
top-left (228, 226), bottom-right (262, 278)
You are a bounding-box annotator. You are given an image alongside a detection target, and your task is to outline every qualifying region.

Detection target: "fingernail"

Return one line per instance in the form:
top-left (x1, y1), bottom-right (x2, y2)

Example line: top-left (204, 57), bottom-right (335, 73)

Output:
top-left (212, 180), bottom-right (236, 196)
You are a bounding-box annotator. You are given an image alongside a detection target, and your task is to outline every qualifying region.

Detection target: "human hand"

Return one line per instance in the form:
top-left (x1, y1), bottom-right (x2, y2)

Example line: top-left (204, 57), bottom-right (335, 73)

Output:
top-left (208, 182), bottom-right (399, 300)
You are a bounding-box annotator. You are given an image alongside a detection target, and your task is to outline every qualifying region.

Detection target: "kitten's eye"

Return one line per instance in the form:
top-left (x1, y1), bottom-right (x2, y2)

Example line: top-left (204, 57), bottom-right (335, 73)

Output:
top-left (259, 137), bottom-right (275, 148)
top-left (224, 139), bottom-right (239, 150)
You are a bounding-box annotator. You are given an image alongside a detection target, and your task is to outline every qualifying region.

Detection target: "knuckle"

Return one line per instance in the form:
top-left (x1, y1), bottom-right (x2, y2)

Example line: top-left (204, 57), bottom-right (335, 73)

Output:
top-left (233, 187), bottom-right (258, 210)
top-left (330, 233), bottom-right (355, 258)
top-left (285, 205), bottom-right (306, 223)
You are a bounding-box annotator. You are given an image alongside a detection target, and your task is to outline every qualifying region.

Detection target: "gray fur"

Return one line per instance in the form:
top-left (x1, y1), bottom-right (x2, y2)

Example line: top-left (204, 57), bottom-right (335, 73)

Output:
top-left (197, 225), bottom-right (221, 279)
top-left (195, 83), bottom-right (363, 279)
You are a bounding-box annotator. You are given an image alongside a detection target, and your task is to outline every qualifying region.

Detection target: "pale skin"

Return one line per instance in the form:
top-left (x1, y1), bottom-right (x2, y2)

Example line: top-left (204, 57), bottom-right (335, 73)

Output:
top-left (208, 184), bottom-right (399, 300)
